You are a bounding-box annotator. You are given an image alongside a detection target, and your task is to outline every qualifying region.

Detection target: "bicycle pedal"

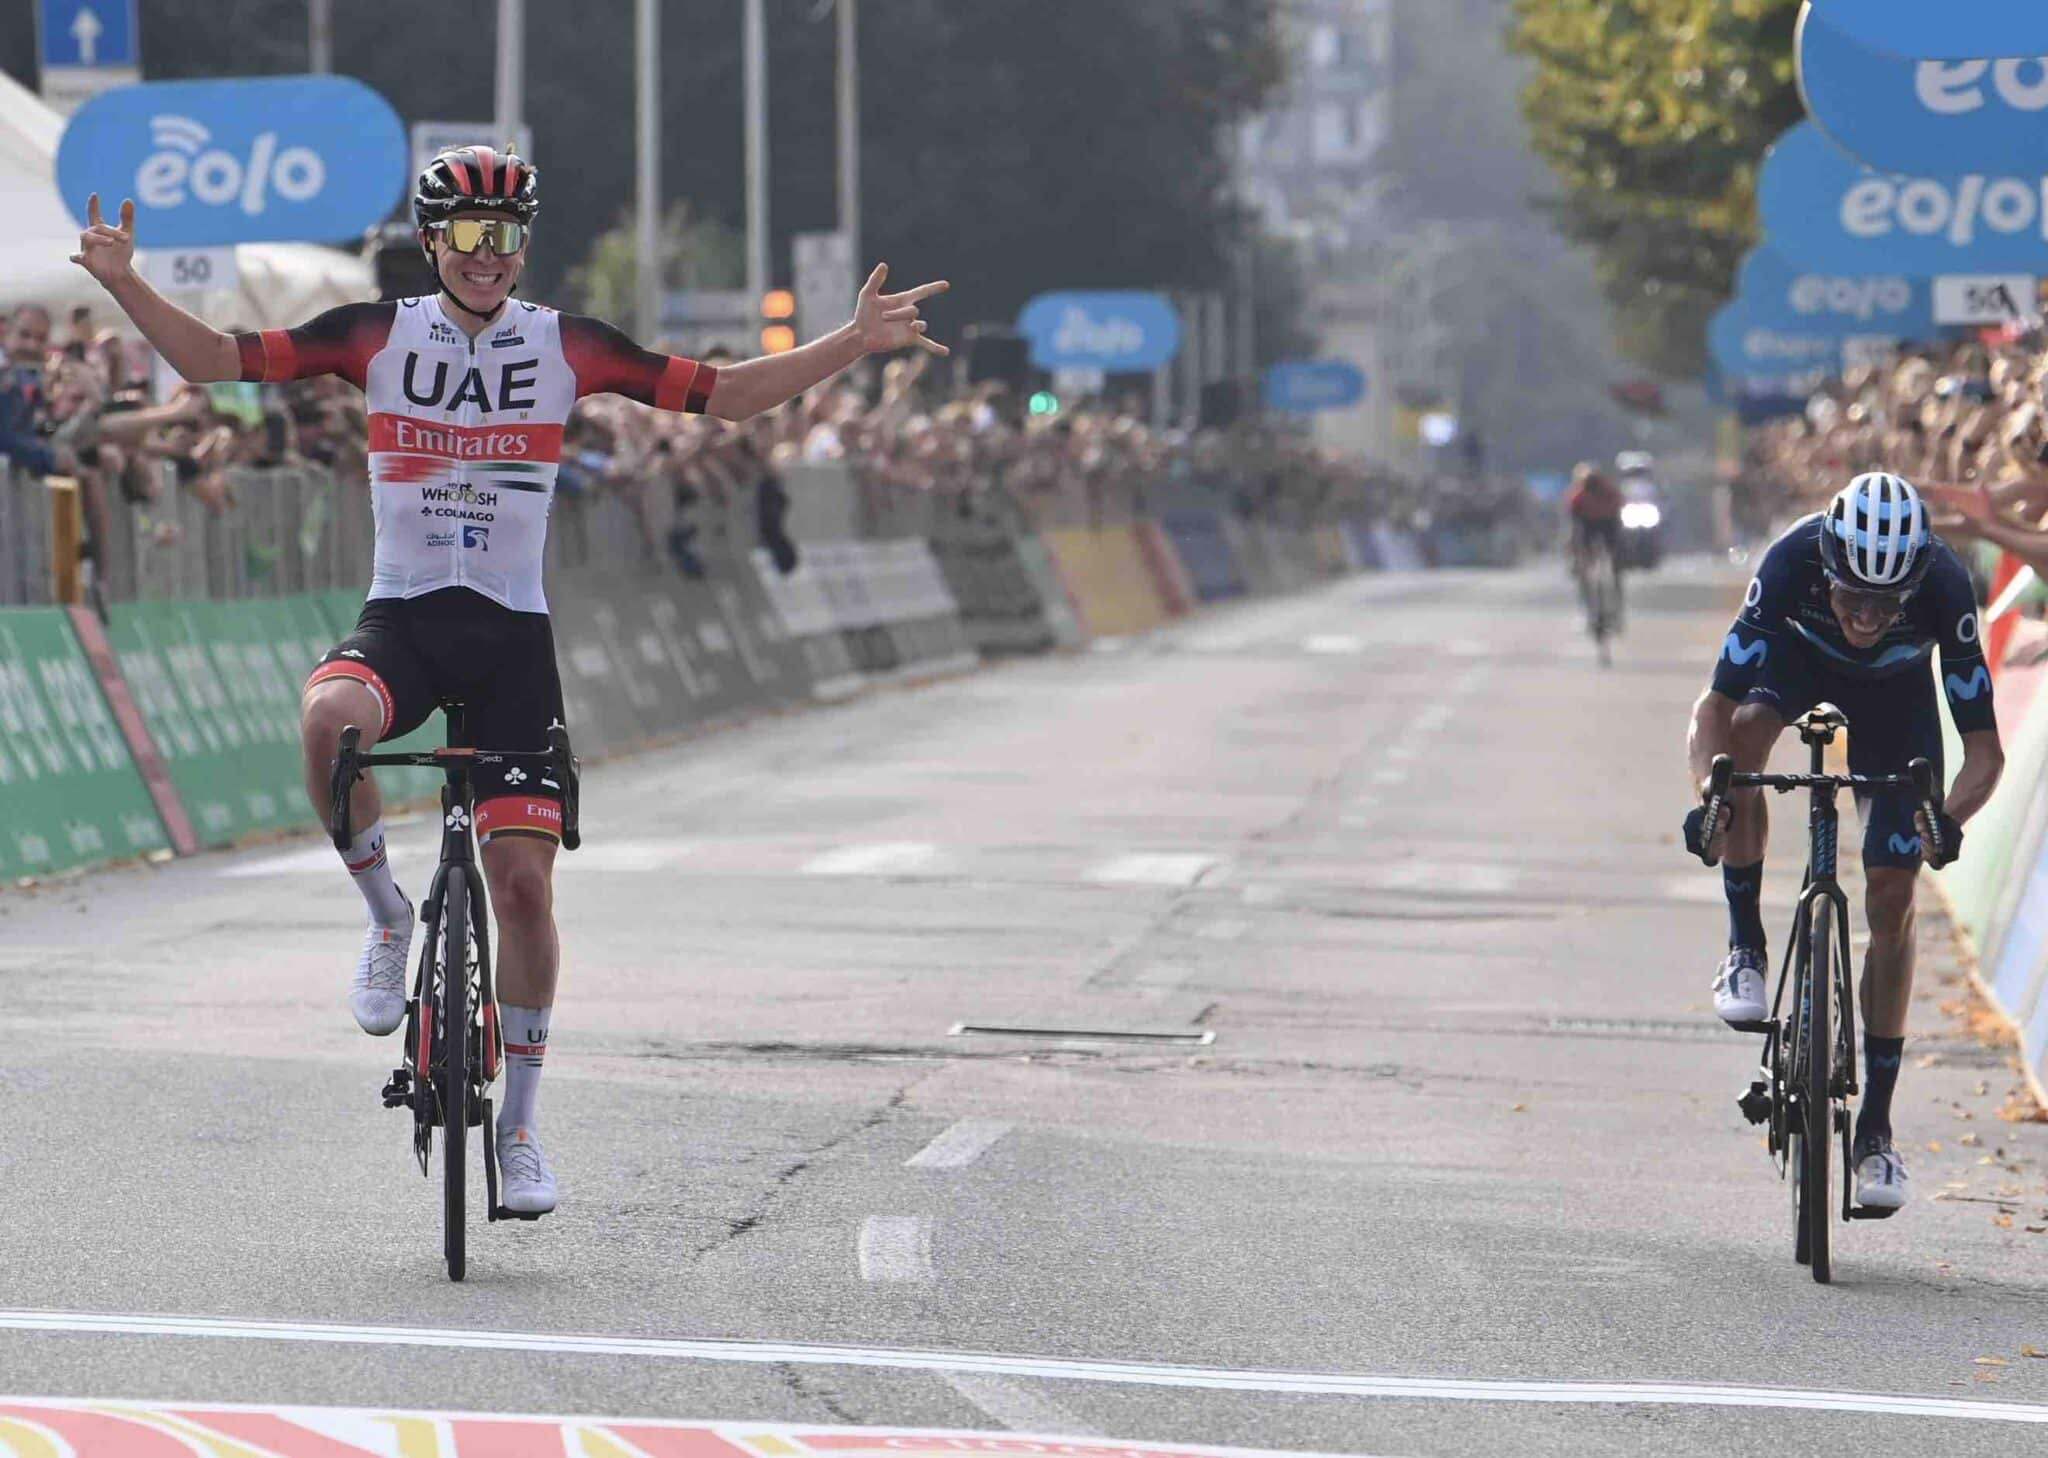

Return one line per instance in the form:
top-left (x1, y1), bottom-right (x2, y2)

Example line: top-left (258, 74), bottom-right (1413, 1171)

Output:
top-left (1848, 1204), bottom-right (1900, 1221)
top-left (380, 1068), bottom-right (413, 1109)
top-left (489, 1205), bottom-right (545, 1223)
top-left (1737, 1083), bottom-right (1772, 1126)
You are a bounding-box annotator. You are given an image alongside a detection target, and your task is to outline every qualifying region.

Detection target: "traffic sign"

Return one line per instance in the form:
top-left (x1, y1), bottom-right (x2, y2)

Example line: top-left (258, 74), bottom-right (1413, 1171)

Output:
top-left (1264, 359), bottom-right (1366, 414)
top-left (1016, 290), bottom-right (1180, 372)
top-left (37, 0), bottom-right (140, 114)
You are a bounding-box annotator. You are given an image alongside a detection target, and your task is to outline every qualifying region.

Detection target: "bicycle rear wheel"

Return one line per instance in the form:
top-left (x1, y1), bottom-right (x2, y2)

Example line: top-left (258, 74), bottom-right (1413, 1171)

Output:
top-left (440, 867), bottom-right (470, 1283)
top-left (1794, 901), bottom-right (1833, 1284)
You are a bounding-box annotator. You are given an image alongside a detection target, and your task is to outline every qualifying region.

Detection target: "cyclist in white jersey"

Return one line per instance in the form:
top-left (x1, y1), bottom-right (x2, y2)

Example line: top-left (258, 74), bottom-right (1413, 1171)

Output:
top-left (71, 147), bottom-right (949, 1215)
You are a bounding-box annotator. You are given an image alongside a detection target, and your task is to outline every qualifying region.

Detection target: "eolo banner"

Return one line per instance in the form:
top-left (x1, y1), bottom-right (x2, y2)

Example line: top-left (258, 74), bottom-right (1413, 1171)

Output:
top-left (1802, 0), bottom-right (2048, 61)
top-left (1798, 3), bottom-right (2048, 174)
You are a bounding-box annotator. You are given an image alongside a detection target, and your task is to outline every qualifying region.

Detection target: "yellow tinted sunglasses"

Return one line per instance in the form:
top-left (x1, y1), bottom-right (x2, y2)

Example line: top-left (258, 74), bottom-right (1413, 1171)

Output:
top-left (430, 219), bottom-right (529, 255)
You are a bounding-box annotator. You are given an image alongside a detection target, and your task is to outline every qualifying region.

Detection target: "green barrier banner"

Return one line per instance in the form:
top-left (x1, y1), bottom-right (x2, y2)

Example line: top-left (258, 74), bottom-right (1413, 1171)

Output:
top-left (106, 598), bottom-right (321, 846)
top-left (0, 608), bottom-right (170, 878)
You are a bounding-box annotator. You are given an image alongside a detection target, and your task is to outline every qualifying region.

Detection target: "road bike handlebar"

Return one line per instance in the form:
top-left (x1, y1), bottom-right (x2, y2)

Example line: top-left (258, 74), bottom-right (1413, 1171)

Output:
top-left (1694, 753), bottom-right (1942, 868)
top-left (328, 725), bottom-right (582, 854)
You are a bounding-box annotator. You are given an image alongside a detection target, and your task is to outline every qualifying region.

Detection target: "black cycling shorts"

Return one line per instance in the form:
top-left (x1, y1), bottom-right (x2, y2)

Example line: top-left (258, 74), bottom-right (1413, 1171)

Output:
top-left (1741, 638), bottom-right (1942, 871)
top-left (307, 587), bottom-right (568, 843)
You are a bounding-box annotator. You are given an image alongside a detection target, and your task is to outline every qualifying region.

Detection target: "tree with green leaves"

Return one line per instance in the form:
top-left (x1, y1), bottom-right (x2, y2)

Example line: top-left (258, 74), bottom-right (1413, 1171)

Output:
top-left (1507, 0), bottom-right (1802, 377)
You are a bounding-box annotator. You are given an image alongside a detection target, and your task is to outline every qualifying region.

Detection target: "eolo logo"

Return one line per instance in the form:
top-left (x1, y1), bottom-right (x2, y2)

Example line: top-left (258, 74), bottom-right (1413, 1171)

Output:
top-left (136, 115), bottom-right (325, 216)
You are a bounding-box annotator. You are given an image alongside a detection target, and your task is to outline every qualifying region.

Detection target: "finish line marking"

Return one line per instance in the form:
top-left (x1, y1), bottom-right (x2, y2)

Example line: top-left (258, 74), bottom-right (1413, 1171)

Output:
top-left (3, 1312), bottom-right (2048, 1424)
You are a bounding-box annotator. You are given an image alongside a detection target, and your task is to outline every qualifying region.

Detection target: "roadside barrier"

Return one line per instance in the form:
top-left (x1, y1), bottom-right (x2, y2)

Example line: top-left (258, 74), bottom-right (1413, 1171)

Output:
top-left (1043, 525), bottom-right (1175, 638)
top-left (1159, 510), bottom-right (1248, 602)
top-left (0, 606), bottom-right (171, 877)
top-left (1, 453), bottom-right (1448, 881)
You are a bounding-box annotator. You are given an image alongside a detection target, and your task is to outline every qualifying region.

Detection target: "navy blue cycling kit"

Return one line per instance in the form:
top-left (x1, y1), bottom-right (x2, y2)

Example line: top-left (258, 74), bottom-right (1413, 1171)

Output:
top-left (1710, 513), bottom-right (1994, 870)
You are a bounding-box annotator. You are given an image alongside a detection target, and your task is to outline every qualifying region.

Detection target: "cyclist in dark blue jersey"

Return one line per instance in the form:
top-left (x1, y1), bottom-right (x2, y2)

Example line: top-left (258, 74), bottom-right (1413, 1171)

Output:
top-left (1684, 472), bottom-right (2004, 1212)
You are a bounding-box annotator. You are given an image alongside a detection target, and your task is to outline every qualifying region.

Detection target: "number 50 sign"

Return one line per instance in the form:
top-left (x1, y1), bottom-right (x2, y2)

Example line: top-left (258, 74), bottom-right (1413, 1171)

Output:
top-left (142, 245), bottom-right (239, 295)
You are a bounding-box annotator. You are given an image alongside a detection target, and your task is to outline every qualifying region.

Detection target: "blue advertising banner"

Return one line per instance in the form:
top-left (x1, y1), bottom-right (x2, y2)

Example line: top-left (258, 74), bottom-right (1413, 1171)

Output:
top-left (1263, 359), bottom-right (1366, 413)
top-left (1733, 248), bottom-right (1936, 340)
top-left (57, 75), bottom-right (406, 246)
top-left (1757, 121), bottom-right (2048, 276)
top-left (1016, 291), bottom-right (1181, 372)
top-left (1804, 0), bottom-right (2048, 62)
top-left (1799, 7), bottom-right (2048, 175)
top-left (1708, 300), bottom-right (1844, 382)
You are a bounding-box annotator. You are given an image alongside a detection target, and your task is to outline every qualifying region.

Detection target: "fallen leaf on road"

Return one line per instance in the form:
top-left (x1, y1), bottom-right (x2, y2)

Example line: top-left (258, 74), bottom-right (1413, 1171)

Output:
top-left (1976, 1357), bottom-right (2010, 1365)
top-left (1510, 1103), bottom-right (1527, 1113)
top-left (1916, 1054), bottom-right (1941, 1069)
top-left (1961, 1133), bottom-right (1983, 1147)
top-left (2025, 1347), bottom-right (2048, 1358)
top-left (1995, 1215), bottom-right (2016, 1228)
top-left (1926, 1142), bottom-right (1945, 1153)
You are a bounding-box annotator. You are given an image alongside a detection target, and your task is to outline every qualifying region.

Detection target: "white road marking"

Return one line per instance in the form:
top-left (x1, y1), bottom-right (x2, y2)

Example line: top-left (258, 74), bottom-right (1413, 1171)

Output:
top-left (802, 842), bottom-right (940, 876)
top-left (1370, 767), bottom-right (1409, 786)
top-left (906, 1120), bottom-right (1012, 1170)
top-left (1302, 635), bottom-right (1363, 655)
top-left (940, 1372), bottom-right (1103, 1438)
top-left (4, 1313), bottom-right (2047, 1425)
top-left (1386, 742), bottom-right (1418, 764)
top-left (1413, 706), bottom-right (1453, 734)
top-left (1089, 637), bottom-right (1130, 653)
top-left (858, 1216), bottom-right (935, 1281)
top-left (1194, 918), bottom-right (1249, 942)
top-left (1241, 884), bottom-right (1281, 906)
top-left (1086, 854), bottom-right (1219, 887)
top-left (1132, 962), bottom-right (1194, 992)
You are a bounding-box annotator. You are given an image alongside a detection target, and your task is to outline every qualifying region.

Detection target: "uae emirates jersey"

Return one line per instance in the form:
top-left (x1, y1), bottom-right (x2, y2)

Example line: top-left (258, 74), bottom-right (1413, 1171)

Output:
top-left (236, 296), bottom-right (717, 613)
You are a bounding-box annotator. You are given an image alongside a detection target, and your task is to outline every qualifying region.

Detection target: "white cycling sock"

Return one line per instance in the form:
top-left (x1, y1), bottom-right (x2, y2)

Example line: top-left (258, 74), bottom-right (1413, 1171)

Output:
top-left (341, 819), bottom-right (409, 926)
top-left (499, 1003), bottom-right (550, 1132)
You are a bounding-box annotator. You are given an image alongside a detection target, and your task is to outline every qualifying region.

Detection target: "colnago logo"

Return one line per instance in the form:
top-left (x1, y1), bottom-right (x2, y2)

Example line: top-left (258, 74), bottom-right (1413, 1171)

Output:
top-left (1789, 274), bottom-right (1913, 320)
top-left (1841, 174), bottom-right (2048, 245)
top-left (1742, 328), bottom-right (1836, 363)
top-left (136, 115), bottom-right (325, 217)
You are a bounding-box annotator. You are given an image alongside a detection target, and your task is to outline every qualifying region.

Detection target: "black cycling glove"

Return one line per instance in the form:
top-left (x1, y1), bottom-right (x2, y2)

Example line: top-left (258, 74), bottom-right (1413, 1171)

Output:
top-left (1922, 812), bottom-right (1964, 870)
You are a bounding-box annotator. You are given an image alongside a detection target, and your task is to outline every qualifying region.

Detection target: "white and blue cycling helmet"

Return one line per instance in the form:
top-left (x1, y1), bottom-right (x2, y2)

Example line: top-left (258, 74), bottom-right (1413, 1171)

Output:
top-left (1819, 471), bottom-right (1931, 594)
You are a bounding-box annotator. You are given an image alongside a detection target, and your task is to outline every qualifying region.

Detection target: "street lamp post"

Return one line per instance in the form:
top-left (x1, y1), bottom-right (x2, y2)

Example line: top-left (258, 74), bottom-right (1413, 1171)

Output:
top-left (636, 0), bottom-right (660, 342)
top-left (745, 0), bottom-right (769, 304)
top-left (837, 0), bottom-right (860, 268)
top-left (494, 0), bottom-right (524, 149)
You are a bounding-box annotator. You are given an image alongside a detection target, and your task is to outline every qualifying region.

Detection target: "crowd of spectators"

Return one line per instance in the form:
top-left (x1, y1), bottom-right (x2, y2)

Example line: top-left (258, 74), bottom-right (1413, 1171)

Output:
top-left (3, 296), bottom-right (1529, 584)
top-left (1738, 335), bottom-right (2048, 577)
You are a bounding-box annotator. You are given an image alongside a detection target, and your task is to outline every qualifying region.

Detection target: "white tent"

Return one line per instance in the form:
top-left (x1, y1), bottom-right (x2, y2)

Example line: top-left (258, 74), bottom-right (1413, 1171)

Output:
top-left (0, 69), bottom-right (373, 329)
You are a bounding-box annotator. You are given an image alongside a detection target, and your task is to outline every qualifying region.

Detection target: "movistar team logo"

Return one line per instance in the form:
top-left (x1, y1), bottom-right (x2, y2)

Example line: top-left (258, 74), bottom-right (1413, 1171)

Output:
top-left (1723, 634), bottom-right (1768, 666)
top-left (1888, 833), bottom-right (1923, 857)
top-left (1946, 666), bottom-right (1992, 701)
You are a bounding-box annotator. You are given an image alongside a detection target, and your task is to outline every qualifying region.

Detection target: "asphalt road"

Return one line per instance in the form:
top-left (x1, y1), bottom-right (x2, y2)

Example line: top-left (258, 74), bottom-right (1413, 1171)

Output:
top-left (6, 559), bottom-right (2048, 1457)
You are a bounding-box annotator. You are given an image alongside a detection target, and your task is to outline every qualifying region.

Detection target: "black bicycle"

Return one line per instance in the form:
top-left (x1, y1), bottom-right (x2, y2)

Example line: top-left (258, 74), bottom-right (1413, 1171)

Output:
top-left (328, 700), bottom-right (580, 1282)
top-left (1694, 704), bottom-right (1943, 1284)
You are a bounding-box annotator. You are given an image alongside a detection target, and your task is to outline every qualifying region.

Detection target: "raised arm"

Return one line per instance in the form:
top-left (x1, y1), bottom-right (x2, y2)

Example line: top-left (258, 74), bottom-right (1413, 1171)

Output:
top-left (69, 194), bottom-right (239, 383)
top-left (707, 263), bottom-right (948, 421)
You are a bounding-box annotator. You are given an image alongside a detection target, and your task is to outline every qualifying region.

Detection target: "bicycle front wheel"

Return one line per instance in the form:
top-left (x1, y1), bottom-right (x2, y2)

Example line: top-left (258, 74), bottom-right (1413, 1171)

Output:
top-left (1796, 901), bottom-right (1834, 1284)
top-left (440, 867), bottom-right (470, 1283)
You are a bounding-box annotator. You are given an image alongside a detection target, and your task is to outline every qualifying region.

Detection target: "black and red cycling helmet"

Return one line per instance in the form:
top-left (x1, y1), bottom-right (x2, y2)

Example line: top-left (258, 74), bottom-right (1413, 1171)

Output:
top-left (413, 145), bottom-right (540, 233)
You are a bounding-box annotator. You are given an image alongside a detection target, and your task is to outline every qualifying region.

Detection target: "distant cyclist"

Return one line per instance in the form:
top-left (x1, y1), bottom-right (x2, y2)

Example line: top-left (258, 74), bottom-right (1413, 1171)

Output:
top-left (72, 148), bottom-right (949, 1216)
top-left (1564, 461), bottom-right (1623, 577)
top-left (1684, 472), bottom-right (2004, 1212)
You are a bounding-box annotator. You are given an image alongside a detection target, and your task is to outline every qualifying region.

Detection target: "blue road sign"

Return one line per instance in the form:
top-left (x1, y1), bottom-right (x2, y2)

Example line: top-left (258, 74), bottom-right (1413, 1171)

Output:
top-left (1804, 0), bottom-right (2048, 62)
top-left (57, 76), bottom-right (407, 247)
top-left (1799, 7), bottom-right (2048, 176)
top-left (1264, 359), bottom-right (1366, 414)
top-left (1016, 291), bottom-right (1181, 372)
top-left (40, 0), bottom-right (137, 70)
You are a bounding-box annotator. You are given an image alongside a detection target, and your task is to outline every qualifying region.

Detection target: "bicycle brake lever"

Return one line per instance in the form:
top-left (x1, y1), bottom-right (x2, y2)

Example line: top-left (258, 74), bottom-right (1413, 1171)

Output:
top-left (1908, 756), bottom-right (1946, 865)
top-left (1698, 753), bottom-right (1734, 867)
top-left (328, 725), bottom-right (362, 852)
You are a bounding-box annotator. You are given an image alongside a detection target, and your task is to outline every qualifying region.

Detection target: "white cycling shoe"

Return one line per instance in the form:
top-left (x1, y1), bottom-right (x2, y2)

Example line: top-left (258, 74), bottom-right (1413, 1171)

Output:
top-left (496, 1124), bottom-right (559, 1215)
top-left (1854, 1139), bottom-right (1910, 1211)
top-left (349, 903), bottom-right (412, 1037)
top-left (1712, 946), bottom-right (1770, 1029)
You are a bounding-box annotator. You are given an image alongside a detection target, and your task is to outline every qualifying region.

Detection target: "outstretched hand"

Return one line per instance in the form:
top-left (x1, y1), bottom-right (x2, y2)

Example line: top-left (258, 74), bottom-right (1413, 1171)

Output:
top-left (852, 263), bottom-right (949, 357)
top-left (70, 194), bottom-right (137, 286)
